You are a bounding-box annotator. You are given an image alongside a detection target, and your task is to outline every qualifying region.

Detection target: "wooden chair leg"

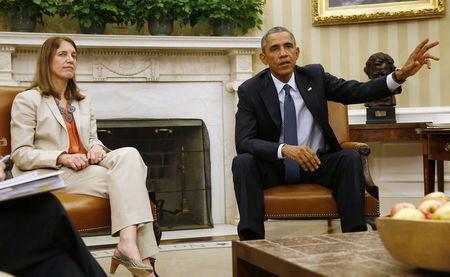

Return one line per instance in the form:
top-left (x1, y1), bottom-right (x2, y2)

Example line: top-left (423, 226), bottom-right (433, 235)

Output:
top-left (327, 219), bottom-right (332, 234)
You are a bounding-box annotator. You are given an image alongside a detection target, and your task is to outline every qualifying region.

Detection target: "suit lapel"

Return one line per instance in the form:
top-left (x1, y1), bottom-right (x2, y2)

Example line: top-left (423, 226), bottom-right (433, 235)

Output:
top-left (295, 68), bottom-right (325, 124)
top-left (260, 72), bottom-right (282, 129)
top-left (44, 96), bottom-right (67, 131)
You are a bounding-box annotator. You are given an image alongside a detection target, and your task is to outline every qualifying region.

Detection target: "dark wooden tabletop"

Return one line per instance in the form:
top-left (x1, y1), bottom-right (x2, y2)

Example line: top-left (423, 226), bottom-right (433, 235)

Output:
top-left (416, 127), bottom-right (450, 134)
top-left (349, 123), bottom-right (427, 142)
top-left (233, 231), bottom-right (447, 277)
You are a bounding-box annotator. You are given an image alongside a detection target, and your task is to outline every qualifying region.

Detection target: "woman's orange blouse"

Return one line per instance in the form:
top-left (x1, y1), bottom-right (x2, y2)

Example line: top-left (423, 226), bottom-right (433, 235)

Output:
top-left (60, 102), bottom-right (86, 155)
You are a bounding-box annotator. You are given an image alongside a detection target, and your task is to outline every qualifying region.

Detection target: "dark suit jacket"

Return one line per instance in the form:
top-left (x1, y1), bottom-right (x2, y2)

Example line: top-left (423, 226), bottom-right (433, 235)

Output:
top-left (235, 64), bottom-right (399, 187)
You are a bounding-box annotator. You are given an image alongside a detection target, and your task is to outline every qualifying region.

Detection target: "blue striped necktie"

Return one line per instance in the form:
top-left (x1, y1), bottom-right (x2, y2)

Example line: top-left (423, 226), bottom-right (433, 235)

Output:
top-left (283, 84), bottom-right (300, 183)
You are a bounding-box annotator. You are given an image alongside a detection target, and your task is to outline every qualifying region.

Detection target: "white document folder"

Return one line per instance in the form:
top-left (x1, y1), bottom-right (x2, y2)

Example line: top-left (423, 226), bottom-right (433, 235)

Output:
top-left (0, 171), bottom-right (66, 202)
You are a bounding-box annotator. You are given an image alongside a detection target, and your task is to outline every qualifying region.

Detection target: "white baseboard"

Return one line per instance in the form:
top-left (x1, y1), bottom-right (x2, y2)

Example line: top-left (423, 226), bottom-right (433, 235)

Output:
top-left (83, 224), bottom-right (237, 248)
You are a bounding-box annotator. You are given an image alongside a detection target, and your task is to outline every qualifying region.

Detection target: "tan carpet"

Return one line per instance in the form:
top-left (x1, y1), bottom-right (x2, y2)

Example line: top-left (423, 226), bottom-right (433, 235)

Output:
top-left (96, 247), bottom-right (231, 277)
top-left (94, 219), bottom-right (343, 276)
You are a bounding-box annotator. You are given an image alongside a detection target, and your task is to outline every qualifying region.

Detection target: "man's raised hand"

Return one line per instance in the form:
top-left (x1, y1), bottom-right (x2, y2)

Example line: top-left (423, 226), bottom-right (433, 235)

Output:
top-left (397, 38), bottom-right (439, 80)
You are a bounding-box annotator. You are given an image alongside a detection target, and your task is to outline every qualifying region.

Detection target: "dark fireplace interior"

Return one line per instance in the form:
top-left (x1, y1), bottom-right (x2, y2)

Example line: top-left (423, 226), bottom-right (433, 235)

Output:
top-left (97, 119), bottom-right (212, 231)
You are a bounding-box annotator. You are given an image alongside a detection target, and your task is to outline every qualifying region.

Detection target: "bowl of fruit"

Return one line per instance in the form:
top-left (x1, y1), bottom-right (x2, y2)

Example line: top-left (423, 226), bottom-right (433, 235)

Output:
top-left (376, 192), bottom-right (450, 272)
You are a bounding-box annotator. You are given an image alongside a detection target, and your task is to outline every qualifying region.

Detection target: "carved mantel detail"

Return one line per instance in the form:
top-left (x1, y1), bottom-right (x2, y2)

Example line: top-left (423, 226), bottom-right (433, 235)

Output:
top-left (0, 45), bottom-right (16, 85)
top-left (226, 49), bottom-right (255, 92)
top-left (92, 50), bottom-right (160, 81)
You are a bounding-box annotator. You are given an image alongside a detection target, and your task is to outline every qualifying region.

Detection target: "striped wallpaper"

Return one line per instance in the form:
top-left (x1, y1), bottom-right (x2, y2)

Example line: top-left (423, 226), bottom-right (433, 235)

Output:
top-left (250, 0), bottom-right (449, 109)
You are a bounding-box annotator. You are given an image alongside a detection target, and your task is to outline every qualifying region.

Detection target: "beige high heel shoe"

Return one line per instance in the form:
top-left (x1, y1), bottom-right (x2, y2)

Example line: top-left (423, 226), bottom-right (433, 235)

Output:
top-left (110, 248), bottom-right (154, 277)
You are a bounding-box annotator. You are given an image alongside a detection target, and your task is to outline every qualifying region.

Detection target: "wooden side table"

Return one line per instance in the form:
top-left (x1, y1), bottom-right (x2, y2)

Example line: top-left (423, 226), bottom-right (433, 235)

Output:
top-left (349, 123), bottom-right (426, 142)
top-left (415, 128), bottom-right (450, 194)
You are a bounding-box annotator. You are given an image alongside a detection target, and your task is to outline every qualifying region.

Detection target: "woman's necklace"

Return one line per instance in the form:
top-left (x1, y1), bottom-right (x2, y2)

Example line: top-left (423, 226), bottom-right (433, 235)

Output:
top-left (54, 98), bottom-right (76, 123)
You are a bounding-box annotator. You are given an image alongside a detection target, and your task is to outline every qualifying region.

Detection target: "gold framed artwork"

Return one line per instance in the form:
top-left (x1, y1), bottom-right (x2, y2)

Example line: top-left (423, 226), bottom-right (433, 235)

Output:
top-left (312, 0), bottom-right (446, 26)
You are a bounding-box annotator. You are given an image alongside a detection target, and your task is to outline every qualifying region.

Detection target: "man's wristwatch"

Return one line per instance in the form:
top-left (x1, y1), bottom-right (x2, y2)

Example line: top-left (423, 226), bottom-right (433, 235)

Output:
top-left (392, 69), bottom-right (406, 84)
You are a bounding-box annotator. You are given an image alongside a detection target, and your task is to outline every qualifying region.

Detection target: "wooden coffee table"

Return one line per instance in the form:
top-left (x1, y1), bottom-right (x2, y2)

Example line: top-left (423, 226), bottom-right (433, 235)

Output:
top-left (232, 231), bottom-right (446, 276)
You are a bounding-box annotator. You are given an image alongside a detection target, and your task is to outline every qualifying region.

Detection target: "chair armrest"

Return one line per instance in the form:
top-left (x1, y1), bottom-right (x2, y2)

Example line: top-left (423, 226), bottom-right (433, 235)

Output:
top-left (340, 142), bottom-right (379, 200)
top-left (340, 142), bottom-right (370, 155)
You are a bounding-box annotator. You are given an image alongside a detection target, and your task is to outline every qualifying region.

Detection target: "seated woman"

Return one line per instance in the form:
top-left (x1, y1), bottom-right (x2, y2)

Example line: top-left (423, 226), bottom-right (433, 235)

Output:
top-left (10, 36), bottom-right (157, 277)
top-left (0, 159), bottom-right (106, 277)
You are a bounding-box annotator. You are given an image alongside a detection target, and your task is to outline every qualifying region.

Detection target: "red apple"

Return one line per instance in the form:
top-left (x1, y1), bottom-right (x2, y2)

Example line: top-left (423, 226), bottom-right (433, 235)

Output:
top-left (392, 208), bottom-right (426, 220)
top-left (417, 200), bottom-right (443, 219)
top-left (432, 205), bottom-right (450, 220)
top-left (421, 192), bottom-right (449, 205)
top-left (390, 202), bottom-right (416, 217)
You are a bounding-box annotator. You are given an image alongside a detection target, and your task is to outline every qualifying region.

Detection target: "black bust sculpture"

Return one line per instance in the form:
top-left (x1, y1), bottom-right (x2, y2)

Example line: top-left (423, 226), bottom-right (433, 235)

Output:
top-left (364, 52), bottom-right (397, 123)
top-left (364, 52), bottom-right (396, 107)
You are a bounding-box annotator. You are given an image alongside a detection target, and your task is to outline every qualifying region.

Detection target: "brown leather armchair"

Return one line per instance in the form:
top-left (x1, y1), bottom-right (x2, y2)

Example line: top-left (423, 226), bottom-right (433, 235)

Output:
top-left (0, 86), bottom-right (160, 240)
top-left (263, 102), bottom-right (379, 230)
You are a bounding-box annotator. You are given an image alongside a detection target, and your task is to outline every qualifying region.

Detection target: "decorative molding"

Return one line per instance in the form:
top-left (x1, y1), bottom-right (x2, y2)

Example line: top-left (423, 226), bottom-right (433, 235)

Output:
top-left (226, 49), bottom-right (257, 55)
top-left (0, 52), bottom-right (10, 70)
top-left (90, 49), bottom-right (160, 82)
top-left (91, 49), bottom-right (161, 57)
top-left (225, 80), bottom-right (242, 93)
top-left (15, 47), bottom-right (225, 58)
top-left (348, 107), bottom-right (450, 125)
top-left (0, 45), bottom-right (15, 52)
top-left (0, 32), bottom-right (260, 50)
top-left (162, 50), bottom-right (225, 57)
top-left (15, 48), bottom-right (38, 55)
top-left (226, 49), bottom-right (255, 93)
top-left (0, 45), bottom-right (15, 84)
top-left (93, 55), bottom-right (159, 82)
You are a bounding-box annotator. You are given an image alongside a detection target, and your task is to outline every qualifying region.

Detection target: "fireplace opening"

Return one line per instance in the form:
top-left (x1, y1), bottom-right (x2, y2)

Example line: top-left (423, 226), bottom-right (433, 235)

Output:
top-left (97, 119), bottom-right (213, 231)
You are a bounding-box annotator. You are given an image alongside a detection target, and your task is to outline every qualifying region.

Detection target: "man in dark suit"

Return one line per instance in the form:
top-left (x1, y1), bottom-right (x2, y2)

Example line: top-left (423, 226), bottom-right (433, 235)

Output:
top-left (232, 26), bottom-right (439, 240)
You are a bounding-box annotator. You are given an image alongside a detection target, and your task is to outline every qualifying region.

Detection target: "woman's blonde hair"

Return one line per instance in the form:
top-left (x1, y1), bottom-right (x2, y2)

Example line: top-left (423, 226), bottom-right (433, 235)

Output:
top-left (29, 36), bottom-right (85, 101)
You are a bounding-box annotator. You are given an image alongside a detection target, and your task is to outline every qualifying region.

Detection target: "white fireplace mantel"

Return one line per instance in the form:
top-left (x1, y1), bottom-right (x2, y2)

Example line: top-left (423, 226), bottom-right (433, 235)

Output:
top-left (0, 32), bottom-right (260, 90)
top-left (0, 32), bottom-right (261, 226)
